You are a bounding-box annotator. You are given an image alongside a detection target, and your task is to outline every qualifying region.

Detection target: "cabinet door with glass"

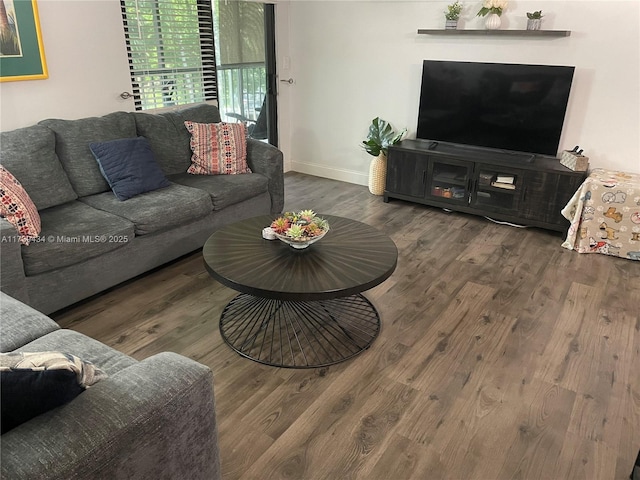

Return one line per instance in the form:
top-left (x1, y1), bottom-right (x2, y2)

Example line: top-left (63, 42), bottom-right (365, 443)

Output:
top-left (427, 157), bottom-right (474, 205)
top-left (471, 166), bottom-right (523, 213)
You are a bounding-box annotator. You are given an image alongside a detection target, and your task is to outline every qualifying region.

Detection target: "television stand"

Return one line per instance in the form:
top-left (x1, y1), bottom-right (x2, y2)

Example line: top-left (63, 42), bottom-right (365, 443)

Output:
top-left (384, 139), bottom-right (587, 232)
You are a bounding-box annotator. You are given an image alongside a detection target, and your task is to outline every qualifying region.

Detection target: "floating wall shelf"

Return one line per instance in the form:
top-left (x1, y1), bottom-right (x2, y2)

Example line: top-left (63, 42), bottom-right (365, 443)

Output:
top-left (417, 29), bottom-right (571, 37)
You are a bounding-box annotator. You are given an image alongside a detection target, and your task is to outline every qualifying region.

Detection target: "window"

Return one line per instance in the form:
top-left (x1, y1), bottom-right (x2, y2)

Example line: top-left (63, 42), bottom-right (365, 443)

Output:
top-left (213, 1), bottom-right (266, 124)
top-left (120, 0), bottom-right (218, 111)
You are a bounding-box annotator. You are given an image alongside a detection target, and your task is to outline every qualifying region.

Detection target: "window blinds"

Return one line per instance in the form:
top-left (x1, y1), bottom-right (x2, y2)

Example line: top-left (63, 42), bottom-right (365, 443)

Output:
top-left (120, 0), bottom-right (217, 110)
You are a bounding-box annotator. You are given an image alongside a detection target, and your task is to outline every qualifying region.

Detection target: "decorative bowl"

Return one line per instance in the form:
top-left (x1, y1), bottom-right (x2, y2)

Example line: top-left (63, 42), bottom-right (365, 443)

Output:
top-left (274, 229), bottom-right (327, 249)
top-left (270, 210), bottom-right (329, 249)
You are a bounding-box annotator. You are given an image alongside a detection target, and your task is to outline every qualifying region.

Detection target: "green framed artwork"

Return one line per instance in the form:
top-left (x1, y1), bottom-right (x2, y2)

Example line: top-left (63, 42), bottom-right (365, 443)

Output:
top-left (0, 0), bottom-right (47, 82)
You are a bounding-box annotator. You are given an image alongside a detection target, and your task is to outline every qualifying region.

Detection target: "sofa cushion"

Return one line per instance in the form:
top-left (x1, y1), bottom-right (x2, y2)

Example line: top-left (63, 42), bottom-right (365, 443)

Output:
top-left (39, 112), bottom-right (137, 197)
top-left (178, 102), bottom-right (223, 124)
top-left (89, 137), bottom-right (171, 201)
top-left (133, 111), bottom-right (192, 176)
top-left (0, 351), bottom-right (107, 434)
top-left (80, 183), bottom-right (213, 236)
top-left (169, 172), bottom-right (268, 211)
top-left (134, 103), bottom-right (224, 176)
top-left (0, 293), bottom-right (60, 353)
top-left (21, 201), bottom-right (135, 276)
top-left (0, 166), bottom-right (41, 245)
top-left (0, 125), bottom-right (77, 209)
top-left (185, 121), bottom-right (251, 175)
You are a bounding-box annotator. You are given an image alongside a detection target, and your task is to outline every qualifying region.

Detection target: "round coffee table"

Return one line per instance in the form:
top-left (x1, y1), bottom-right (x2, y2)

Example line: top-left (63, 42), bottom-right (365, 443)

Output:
top-left (203, 215), bottom-right (397, 368)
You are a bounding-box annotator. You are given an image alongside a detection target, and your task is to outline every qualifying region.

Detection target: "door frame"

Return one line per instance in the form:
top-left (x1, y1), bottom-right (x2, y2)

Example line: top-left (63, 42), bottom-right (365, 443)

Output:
top-left (264, 4), bottom-right (278, 147)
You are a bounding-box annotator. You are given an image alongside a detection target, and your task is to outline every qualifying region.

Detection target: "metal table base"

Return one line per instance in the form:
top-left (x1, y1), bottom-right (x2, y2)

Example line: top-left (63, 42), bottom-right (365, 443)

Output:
top-left (219, 293), bottom-right (381, 368)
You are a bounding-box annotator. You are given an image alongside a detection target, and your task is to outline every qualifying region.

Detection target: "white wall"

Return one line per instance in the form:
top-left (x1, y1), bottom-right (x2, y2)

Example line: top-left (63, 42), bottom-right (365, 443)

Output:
top-left (284, 0), bottom-right (640, 180)
top-left (1, 1), bottom-right (638, 177)
top-left (0, 0), bottom-right (134, 131)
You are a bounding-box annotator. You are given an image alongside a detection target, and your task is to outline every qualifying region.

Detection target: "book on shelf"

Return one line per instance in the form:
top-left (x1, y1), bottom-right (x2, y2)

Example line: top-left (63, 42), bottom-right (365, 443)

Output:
top-left (496, 175), bottom-right (515, 184)
top-left (491, 181), bottom-right (516, 190)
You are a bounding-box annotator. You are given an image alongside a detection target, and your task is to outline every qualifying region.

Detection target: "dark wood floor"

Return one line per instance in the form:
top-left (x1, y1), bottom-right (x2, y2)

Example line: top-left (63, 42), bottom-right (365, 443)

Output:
top-left (54, 172), bottom-right (640, 480)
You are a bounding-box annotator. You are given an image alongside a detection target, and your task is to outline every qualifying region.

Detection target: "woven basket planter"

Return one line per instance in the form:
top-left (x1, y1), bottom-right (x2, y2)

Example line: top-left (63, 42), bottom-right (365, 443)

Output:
top-left (368, 153), bottom-right (387, 196)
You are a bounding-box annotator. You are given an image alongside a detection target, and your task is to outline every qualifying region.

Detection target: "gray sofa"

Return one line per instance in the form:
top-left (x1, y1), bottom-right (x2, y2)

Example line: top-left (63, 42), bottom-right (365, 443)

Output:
top-left (0, 103), bottom-right (284, 314)
top-left (0, 291), bottom-right (221, 479)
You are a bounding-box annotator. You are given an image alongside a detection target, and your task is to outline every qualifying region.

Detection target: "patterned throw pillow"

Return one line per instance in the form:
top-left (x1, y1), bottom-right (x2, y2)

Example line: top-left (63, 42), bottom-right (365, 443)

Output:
top-left (0, 351), bottom-right (107, 434)
top-left (184, 121), bottom-right (252, 175)
top-left (0, 165), bottom-right (42, 245)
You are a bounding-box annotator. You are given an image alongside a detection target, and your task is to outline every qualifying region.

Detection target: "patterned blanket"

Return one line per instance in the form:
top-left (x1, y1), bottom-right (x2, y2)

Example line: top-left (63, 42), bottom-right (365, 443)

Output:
top-left (561, 168), bottom-right (640, 261)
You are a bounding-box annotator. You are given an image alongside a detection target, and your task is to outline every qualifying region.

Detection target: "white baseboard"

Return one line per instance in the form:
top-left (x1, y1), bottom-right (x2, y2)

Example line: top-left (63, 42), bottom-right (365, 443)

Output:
top-left (290, 160), bottom-right (368, 186)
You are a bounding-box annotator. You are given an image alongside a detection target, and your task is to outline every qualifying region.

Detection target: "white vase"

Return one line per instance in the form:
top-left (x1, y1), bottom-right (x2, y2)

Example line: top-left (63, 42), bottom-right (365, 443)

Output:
top-left (445, 19), bottom-right (458, 30)
top-left (485, 13), bottom-right (501, 30)
top-left (368, 153), bottom-right (387, 196)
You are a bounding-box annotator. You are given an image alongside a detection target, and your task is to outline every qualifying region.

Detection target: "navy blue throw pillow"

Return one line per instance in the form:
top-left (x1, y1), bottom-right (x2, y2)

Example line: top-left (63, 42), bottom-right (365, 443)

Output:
top-left (89, 136), bottom-right (171, 201)
top-left (0, 352), bottom-right (107, 434)
top-left (1, 369), bottom-right (83, 434)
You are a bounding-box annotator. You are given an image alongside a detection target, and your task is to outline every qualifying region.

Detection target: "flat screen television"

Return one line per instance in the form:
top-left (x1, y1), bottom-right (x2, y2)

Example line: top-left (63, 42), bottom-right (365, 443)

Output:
top-left (416, 60), bottom-right (575, 157)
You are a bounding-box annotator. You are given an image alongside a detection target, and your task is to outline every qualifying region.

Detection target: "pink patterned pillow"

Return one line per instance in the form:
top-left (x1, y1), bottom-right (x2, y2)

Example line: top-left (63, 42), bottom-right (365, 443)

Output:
top-left (184, 121), bottom-right (251, 175)
top-left (0, 165), bottom-right (41, 245)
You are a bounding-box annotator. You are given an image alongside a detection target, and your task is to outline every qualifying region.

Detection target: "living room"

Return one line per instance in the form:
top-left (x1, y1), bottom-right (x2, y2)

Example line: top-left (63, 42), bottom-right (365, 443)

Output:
top-left (1, 1), bottom-right (639, 479)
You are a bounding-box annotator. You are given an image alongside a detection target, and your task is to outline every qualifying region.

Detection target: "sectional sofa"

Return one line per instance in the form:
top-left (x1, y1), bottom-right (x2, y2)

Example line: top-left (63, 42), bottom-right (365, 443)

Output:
top-left (0, 103), bottom-right (284, 314)
top-left (0, 291), bottom-right (221, 479)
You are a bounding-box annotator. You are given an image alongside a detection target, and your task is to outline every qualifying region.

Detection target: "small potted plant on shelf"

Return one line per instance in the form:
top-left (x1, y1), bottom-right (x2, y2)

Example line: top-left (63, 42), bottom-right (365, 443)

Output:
top-left (361, 117), bottom-right (406, 196)
top-left (477, 0), bottom-right (508, 30)
top-left (526, 10), bottom-right (543, 30)
top-left (444, 1), bottom-right (463, 29)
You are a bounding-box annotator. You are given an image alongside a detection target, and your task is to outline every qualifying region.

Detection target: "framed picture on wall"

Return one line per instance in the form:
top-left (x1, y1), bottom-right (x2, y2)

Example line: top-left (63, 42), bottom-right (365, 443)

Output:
top-left (0, 0), bottom-right (47, 82)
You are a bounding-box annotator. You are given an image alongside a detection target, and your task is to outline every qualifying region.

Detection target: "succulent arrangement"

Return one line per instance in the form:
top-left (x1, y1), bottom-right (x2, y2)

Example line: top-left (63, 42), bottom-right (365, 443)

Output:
top-left (271, 210), bottom-right (329, 242)
top-left (527, 10), bottom-right (543, 19)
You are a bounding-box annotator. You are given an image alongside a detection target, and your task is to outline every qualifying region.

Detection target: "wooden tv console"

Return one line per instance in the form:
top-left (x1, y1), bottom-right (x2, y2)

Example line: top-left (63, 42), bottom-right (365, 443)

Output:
top-left (384, 139), bottom-right (587, 232)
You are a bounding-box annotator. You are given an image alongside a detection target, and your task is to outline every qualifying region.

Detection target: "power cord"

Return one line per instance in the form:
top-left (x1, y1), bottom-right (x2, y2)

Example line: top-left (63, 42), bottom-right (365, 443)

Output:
top-left (483, 216), bottom-right (529, 228)
top-left (440, 208), bottom-right (529, 228)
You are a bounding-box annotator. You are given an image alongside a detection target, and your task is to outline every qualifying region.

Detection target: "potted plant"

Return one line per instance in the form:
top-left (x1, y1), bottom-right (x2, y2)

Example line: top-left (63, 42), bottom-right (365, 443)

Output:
top-left (526, 10), bottom-right (543, 30)
top-left (477, 0), bottom-right (508, 30)
top-left (444, 1), bottom-right (463, 29)
top-left (361, 117), bottom-right (406, 195)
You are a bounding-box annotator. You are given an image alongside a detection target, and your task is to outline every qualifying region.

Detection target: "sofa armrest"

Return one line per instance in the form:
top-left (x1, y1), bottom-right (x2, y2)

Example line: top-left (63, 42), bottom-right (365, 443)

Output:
top-left (246, 138), bottom-right (284, 214)
top-left (0, 218), bottom-right (29, 305)
top-left (0, 352), bottom-right (221, 480)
